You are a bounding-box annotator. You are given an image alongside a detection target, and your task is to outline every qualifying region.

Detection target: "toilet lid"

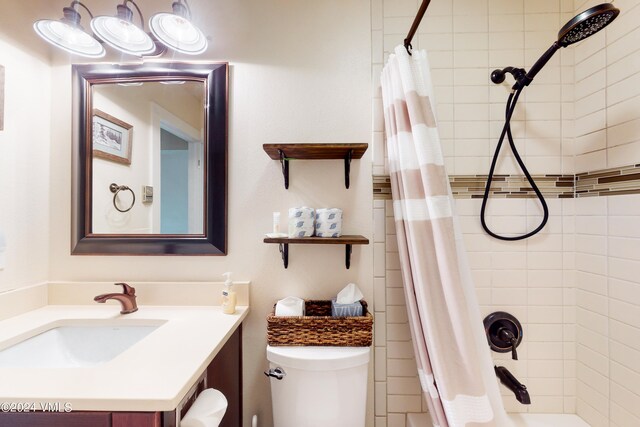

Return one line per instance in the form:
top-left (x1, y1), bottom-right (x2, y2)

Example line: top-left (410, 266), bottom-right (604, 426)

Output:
top-left (266, 346), bottom-right (370, 371)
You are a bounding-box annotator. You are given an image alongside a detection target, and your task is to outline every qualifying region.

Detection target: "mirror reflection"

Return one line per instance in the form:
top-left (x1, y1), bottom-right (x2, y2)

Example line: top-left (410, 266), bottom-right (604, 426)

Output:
top-left (91, 81), bottom-right (205, 235)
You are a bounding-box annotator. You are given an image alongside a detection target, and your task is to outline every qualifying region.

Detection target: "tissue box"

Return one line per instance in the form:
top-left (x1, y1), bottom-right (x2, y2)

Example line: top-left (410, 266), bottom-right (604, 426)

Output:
top-left (267, 300), bottom-right (372, 347)
top-left (331, 298), bottom-right (363, 317)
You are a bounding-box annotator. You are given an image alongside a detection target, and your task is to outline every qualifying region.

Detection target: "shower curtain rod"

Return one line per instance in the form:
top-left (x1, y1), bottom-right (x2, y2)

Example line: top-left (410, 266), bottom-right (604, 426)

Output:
top-left (404, 0), bottom-right (432, 54)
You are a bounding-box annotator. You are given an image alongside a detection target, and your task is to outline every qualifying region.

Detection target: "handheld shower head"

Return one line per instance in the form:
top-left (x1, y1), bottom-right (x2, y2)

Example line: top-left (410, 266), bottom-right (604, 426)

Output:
top-left (491, 3), bottom-right (620, 89)
top-left (558, 3), bottom-right (620, 47)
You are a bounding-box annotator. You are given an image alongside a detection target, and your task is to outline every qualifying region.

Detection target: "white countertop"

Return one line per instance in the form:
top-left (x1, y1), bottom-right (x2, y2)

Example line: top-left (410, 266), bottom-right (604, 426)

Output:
top-left (0, 304), bottom-right (248, 411)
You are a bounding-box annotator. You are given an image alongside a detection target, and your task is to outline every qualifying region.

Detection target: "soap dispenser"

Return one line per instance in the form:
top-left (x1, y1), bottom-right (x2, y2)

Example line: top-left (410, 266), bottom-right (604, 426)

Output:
top-left (222, 272), bottom-right (236, 314)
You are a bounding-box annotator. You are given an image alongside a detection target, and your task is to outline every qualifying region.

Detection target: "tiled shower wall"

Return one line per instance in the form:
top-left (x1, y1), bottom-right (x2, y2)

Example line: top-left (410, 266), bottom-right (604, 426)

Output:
top-left (371, 1), bottom-right (577, 426)
top-left (372, 0), bottom-right (640, 425)
top-left (572, 1), bottom-right (640, 426)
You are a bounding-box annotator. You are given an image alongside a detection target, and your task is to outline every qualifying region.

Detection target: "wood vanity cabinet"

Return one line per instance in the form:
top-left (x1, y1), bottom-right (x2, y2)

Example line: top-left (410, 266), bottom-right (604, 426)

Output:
top-left (0, 326), bottom-right (242, 427)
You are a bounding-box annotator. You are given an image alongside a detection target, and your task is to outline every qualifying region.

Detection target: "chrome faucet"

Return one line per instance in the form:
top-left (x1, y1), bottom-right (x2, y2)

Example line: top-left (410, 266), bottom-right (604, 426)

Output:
top-left (94, 283), bottom-right (138, 314)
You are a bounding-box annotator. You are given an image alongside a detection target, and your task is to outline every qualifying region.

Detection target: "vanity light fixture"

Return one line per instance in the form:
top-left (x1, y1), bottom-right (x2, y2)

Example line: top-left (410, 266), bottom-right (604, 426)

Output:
top-left (149, 0), bottom-right (208, 55)
top-left (90, 0), bottom-right (157, 56)
top-left (33, 1), bottom-right (105, 58)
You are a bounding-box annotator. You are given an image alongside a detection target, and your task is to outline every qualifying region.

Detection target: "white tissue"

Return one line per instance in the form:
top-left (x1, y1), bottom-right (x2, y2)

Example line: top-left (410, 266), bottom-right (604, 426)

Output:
top-left (275, 296), bottom-right (305, 316)
top-left (180, 388), bottom-right (228, 427)
top-left (288, 207), bottom-right (315, 237)
top-left (315, 208), bottom-right (343, 237)
top-left (336, 283), bottom-right (364, 304)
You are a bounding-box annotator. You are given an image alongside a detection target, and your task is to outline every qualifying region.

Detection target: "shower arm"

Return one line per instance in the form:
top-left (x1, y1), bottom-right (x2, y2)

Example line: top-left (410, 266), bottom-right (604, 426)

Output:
top-left (491, 42), bottom-right (560, 90)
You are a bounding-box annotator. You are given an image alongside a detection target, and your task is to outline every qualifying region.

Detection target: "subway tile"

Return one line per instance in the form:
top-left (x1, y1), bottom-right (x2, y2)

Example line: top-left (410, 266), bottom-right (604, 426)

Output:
top-left (609, 299), bottom-right (640, 329)
top-left (375, 382), bottom-right (387, 416)
top-left (524, 0), bottom-right (559, 14)
top-left (611, 402), bottom-right (640, 427)
top-left (576, 397), bottom-right (609, 427)
top-left (608, 257), bottom-right (640, 284)
top-left (383, 0), bottom-right (419, 18)
top-left (387, 395), bottom-right (422, 414)
top-left (387, 323), bottom-right (413, 342)
top-left (610, 381), bottom-right (640, 421)
top-left (528, 288), bottom-right (563, 306)
top-left (453, 14), bottom-right (489, 33)
top-left (375, 312), bottom-right (387, 345)
top-left (387, 358), bottom-right (418, 377)
top-left (374, 277), bottom-right (386, 312)
top-left (611, 361), bottom-right (640, 397)
top-left (387, 376), bottom-right (421, 395)
top-left (387, 413), bottom-right (406, 427)
top-left (488, 0), bottom-right (524, 15)
top-left (576, 380), bottom-right (609, 420)
top-left (375, 347), bottom-right (387, 380)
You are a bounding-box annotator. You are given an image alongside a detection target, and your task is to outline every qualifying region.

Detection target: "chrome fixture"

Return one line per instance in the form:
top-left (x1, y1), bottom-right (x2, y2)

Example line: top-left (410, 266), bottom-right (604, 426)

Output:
top-left (90, 0), bottom-right (157, 56)
top-left (481, 3), bottom-right (620, 241)
top-left (34, 0), bottom-right (207, 57)
top-left (149, 0), bottom-right (208, 55)
top-left (264, 367), bottom-right (286, 380)
top-left (94, 282), bottom-right (138, 314)
top-left (33, 1), bottom-right (105, 58)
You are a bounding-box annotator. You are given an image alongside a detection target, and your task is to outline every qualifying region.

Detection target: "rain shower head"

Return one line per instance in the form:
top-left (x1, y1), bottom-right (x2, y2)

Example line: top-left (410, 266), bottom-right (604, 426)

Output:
top-left (558, 3), bottom-right (620, 47)
top-left (491, 3), bottom-right (620, 90)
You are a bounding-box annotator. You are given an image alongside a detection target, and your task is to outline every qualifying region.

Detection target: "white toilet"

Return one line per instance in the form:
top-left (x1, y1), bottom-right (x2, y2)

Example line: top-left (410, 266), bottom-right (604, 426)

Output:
top-left (266, 345), bottom-right (370, 427)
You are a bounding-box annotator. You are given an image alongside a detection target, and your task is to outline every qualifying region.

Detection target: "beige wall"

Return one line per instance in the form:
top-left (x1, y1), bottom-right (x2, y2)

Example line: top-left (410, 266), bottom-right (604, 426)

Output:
top-left (43, 1), bottom-right (372, 426)
top-left (0, 18), bottom-right (52, 292)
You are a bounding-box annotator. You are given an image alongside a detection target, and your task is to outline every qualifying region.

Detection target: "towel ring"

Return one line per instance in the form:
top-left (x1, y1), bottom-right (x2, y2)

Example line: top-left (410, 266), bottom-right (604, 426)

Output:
top-left (109, 183), bottom-right (135, 213)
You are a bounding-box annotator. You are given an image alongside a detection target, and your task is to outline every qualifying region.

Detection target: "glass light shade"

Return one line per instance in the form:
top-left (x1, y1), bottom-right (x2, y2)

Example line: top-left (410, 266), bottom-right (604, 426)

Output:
top-left (149, 12), bottom-right (207, 55)
top-left (91, 16), bottom-right (155, 56)
top-left (34, 19), bottom-right (105, 58)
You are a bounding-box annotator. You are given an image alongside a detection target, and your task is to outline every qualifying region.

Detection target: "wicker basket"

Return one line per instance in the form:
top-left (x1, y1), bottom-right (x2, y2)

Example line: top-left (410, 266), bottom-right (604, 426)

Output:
top-left (267, 300), bottom-right (373, 347)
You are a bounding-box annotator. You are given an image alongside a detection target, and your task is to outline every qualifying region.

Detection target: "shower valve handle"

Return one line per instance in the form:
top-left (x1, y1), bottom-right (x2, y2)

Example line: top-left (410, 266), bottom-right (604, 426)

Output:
top-left (497, 327), bottom-right (518, 360)
top-left (509, 337), bottom-right (518, 360)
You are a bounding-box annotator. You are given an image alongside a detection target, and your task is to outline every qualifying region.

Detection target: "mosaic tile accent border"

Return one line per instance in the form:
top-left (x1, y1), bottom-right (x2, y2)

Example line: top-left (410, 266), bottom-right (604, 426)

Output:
top-left (373, 164), bottom-right (640, 200)
top-left (373, 174), bottom-right (575, 200)
top-left (576, 164), bottom-right (640, 197)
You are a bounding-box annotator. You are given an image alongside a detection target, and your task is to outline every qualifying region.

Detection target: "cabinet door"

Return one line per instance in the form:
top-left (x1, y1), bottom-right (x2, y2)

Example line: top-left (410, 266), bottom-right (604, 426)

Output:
top-left (112, 412), bottom-right (161, 427)
top-left (207, 325), bottom-right (242, 427)
top-left (0, 412), bottom-right (111, 427)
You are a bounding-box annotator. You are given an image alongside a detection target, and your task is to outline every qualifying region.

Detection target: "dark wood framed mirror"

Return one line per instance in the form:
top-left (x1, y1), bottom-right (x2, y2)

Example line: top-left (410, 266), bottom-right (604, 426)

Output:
top-left (72, 62), bottom-right (227, 255)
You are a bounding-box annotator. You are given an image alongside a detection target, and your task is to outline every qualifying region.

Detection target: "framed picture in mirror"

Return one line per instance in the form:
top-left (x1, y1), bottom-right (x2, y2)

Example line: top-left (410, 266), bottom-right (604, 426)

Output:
top-left (92, 109), bottom-right (133, 165)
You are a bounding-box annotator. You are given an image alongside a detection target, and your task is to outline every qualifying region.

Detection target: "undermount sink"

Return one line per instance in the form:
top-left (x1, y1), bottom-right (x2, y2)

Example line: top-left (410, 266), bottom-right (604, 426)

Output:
top-left (0, 320), bottom-right (165, 368)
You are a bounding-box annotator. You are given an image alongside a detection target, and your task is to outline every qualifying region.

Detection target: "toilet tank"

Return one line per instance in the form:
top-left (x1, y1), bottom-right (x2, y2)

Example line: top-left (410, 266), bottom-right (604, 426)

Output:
top-left (266, 346), bottom-right (370, 427)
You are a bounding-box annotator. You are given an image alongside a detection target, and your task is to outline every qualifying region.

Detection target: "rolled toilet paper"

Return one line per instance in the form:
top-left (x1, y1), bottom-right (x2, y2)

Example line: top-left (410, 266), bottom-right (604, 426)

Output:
top-left (288, 207), bottom-right (315, 237)
top-left (180, 388), bottom-right (228, 427)
top-left (315, 208), bottom-right (342, 237)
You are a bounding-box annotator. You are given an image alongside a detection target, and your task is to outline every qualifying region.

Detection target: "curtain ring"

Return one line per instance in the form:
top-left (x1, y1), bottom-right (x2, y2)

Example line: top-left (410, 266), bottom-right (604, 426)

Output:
top-left (109, 183), bottom-right (136, 213)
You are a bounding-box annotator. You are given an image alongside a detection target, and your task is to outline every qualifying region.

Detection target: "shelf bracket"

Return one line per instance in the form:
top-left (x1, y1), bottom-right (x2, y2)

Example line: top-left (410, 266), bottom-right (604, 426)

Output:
top-left (345, 244), bottom-right (352, 269)
top-left (278, 149), bottom-right (290, 189)
top-left (344, 149), bottom-right (353, 189)
top-left (278, 243), bottom-right (289, 268)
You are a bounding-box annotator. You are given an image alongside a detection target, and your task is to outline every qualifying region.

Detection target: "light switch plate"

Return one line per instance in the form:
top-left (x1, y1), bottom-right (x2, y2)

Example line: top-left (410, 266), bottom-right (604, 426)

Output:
top-left (142, 185), bottom-right (153, 203)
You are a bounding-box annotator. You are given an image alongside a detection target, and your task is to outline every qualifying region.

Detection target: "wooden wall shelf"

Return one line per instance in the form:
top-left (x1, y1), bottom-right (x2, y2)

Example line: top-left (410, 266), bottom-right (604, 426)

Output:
top-left (264, 235), bottom-right (369, 269)
top-left (263, 143), bottom-right (368, 189)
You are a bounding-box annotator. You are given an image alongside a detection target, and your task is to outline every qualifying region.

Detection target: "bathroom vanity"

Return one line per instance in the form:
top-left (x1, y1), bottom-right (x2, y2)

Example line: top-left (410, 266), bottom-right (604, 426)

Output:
top-left (0, 297), bottom-right (248, 427)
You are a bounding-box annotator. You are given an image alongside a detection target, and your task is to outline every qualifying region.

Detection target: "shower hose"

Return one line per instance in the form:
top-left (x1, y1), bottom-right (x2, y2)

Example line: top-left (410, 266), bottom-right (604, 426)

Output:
top-left (480, 88), bottom-right (549, 241)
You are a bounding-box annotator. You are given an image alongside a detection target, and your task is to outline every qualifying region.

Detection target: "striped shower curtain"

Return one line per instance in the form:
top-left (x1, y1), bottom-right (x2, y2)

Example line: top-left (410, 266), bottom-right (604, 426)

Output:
top-left (380, 45), bottom-right (513, 427)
